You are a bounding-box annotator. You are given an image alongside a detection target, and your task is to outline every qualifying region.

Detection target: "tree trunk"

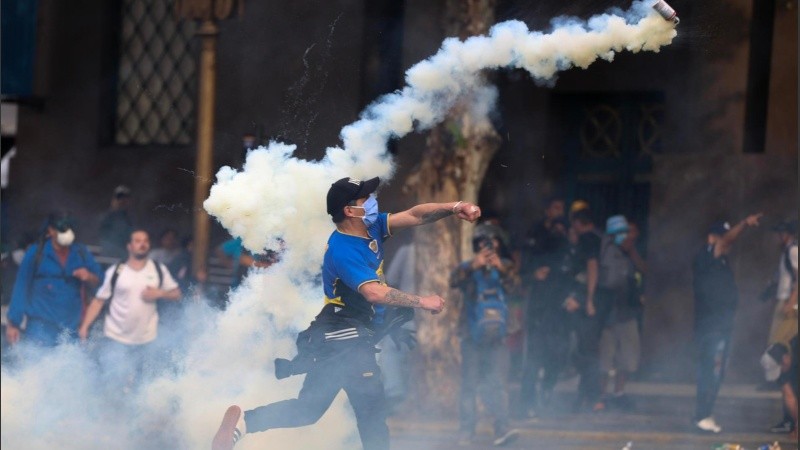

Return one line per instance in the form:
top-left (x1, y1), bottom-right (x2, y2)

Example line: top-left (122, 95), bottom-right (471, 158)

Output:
top-left (404, 0), bottom-right (500, 414)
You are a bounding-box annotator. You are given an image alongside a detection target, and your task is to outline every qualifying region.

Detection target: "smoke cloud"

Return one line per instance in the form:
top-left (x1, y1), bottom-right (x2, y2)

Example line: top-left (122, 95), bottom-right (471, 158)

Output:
top-left (1, 3), bottom-right (676, 449)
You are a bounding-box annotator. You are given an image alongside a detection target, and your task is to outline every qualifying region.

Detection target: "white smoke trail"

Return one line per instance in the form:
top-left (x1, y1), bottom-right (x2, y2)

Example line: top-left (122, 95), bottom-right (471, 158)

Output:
top-left (1, 3), bottom-right (676, 449)
top-left (206, 1), bottom-right (676, 255)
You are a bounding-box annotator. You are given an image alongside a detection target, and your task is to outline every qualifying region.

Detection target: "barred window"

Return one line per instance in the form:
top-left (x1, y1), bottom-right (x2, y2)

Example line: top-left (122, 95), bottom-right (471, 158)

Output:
top-left (114, 0), bottom-right (197, 146)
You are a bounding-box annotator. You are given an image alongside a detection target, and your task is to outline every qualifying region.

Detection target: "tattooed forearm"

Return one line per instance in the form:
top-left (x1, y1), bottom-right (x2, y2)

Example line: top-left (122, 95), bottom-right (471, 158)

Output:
top-left (384, 288), bottom-right (422, 308)
top-left (419, 208), bottom-right (452, 224)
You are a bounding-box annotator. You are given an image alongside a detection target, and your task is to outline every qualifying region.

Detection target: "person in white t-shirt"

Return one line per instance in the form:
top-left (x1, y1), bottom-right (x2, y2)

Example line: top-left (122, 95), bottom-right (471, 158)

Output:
top-left (768, 219), bottom-right (798, 343)
top-left (79, 229), bottom-right (181, 390)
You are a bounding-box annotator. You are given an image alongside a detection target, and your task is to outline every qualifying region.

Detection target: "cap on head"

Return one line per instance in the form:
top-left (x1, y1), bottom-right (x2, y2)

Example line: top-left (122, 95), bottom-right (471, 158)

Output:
top-left (771, 219), bottom-right (798, 235)
top-left (570, 199), bottom-right (590, 214)
top-left (47, 211), bottom-right (76, 232)
top-left (606, 215), bottom-right (629, 235)
top-left (113, 185), bottom-right (132, 199)
top-left (707, 221), bottom-right (731, 236)
top-left (326, 177), bottom-right (380, 222)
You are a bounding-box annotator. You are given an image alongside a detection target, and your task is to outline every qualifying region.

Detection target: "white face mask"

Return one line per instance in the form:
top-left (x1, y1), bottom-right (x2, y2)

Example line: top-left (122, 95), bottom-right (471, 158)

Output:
top-left (12, 249), bottom-right (25, 266)
top-left (56, 229), bottom-right (75, 247)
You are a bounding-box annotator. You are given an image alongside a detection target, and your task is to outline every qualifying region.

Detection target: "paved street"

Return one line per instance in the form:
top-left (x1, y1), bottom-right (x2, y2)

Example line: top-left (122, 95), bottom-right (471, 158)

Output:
top-left (389, 382), bottom-right (798, 450)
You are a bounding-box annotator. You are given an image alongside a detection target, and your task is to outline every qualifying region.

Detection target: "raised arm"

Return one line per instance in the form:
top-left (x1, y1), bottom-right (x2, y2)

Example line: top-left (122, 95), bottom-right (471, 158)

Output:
top-left (715, 212), bottom-right (762, 257)
top-left (389, 201), bottom-right (481, 231)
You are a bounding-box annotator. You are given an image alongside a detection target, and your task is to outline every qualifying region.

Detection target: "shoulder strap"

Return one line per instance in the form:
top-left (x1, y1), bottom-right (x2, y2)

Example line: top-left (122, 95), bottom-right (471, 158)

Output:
top-left (26, 240), bottom-right (47, 301)
top-left (77, 244), bottom-right (89, 266)
top-left (109, 263), bottom-right (125, 301)
top-left (94, 263), bottom-right (124, 325)
top-left (154, 261), bottom-right (164, 288)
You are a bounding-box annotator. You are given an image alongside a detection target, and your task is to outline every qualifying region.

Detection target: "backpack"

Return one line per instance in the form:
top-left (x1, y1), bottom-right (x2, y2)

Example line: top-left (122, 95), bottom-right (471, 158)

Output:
top-left (598, 235), bottom-right (634, 290)
top-left (468, 267), bottom-right (509, 344)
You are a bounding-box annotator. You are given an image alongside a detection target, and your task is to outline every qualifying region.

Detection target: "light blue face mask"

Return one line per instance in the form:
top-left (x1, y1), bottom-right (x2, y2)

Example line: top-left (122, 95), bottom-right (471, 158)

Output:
top-left (614, 232), bottom-right (628, 246)
top-left (352, 195), bottom-right (379, 227)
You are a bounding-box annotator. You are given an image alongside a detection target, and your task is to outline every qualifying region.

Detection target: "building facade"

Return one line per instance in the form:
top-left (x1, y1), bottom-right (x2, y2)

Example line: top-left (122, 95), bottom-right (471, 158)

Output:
top-left (2, 0), bottom-right (797, 382)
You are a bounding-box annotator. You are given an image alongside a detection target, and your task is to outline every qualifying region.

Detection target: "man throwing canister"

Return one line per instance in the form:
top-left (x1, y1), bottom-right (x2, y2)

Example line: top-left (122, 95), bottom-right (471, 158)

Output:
top-left (212, 176), bottom-right (481, 450)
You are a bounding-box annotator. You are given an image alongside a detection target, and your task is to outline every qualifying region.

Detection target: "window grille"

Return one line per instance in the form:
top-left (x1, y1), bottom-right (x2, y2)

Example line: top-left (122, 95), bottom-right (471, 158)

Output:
top-left (580, 104), bottom-right (622, 159)
top-left (114, 0), bottom-right (196, 145)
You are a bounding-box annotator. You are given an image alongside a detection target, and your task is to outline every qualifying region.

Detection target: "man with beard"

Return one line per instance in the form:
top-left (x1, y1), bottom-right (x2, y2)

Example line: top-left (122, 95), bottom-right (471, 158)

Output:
top-left (6, 212), bottom-right (102, 347)
top-left (211, 176), bottom-right (481, 450)
top-left (79, 229), bottom-right (181, 389)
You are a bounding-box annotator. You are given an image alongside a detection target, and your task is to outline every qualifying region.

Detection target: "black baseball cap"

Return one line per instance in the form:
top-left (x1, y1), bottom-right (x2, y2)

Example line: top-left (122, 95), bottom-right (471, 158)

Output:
top-left (47, 211), bottom-right (76, 232)
top-left (326, 177), bottom-right (380, 220)
top-left (707, 221), bottom-right (731, 236)
top-left (113, 185), bottom-right (132, 198)
top-left (771, 219), bottom-right (798, 235)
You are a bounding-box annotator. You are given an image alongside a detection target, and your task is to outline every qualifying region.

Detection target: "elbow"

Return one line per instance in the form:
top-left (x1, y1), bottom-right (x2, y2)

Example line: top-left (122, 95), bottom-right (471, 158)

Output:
top-left (365, 292), bottom-right (384, 304)
top-left (359, 283), bottom-right (385, 303)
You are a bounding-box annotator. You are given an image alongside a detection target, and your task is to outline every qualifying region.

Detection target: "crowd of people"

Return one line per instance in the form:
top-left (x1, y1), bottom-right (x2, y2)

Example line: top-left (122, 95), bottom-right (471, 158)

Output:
top-left (0, 180), bottom-right (796, 448)
top-left (1, 192), bottom-right (191, 394)
top-left (448, 196), bottom-right (797, 442)
top-left (0, 185), bottom-right (260, 390)
top-left (443, 196), bottom-right (797, 443)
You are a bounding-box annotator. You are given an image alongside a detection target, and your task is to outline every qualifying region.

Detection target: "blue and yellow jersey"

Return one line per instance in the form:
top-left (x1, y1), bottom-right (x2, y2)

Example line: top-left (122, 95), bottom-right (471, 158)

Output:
top-left (322, 212), bottom-right (391, 325)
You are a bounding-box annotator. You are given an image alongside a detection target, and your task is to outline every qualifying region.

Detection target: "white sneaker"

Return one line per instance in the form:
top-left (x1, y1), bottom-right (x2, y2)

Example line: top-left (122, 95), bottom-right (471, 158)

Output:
top-left (695, 416), bottom-right (722, 433)
top-left (493, 428), bottom-right (520, 446)
top-left (212, 405), bottom-right (246, 450)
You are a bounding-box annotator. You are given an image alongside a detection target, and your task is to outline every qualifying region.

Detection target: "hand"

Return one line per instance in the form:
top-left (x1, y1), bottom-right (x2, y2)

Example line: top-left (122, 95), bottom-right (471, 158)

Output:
top-left (454, 202), bottom-right (481, 223)
top-left (5, 324), bottom-right (20, 344)
top-left (486, 252), bottom-right (503, 270)
top-left (534, 266), bottom-right (551, 281)
top-left (471, 248), bottom-right (492, 270)
top-left (586, 300), bottom-right (596, 316)
top-left (420, 295), bottom-right (445, 314)
top-left (744, 213), bottom-right (763, 227)
top-left (141, 287), bottom-right (162, 302)
top-left (563, 296), bottom-right (580, 313)
top-left (783, 301), bottom-right (798, 316)
top-left (72, 268), bottom-right (93, 282)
